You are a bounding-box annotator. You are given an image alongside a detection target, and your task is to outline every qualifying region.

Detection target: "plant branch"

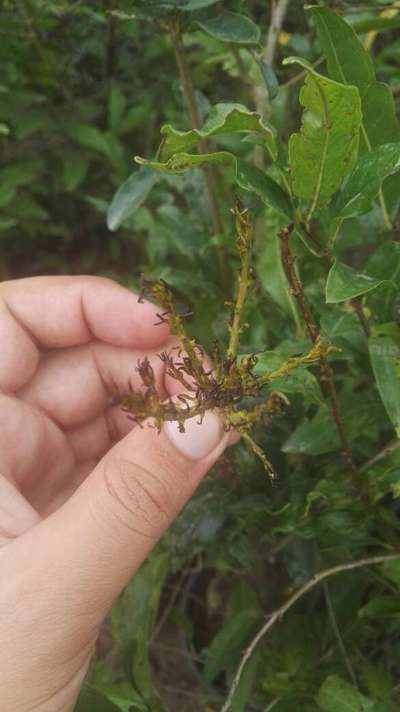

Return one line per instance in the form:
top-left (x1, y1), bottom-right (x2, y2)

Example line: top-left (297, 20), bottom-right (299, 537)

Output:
top-left (264, 0), bottom-right (290, 66)
top-left (351, 298), bottom-right (370, 338)
top-left (279, 225), bottom-right (353, 466)
top-left (169, 17), bottom-right (229, 290)
top-left (360, 438), bottom-right (400, 473)
top-left (220, 552), bottom-right (400, 712)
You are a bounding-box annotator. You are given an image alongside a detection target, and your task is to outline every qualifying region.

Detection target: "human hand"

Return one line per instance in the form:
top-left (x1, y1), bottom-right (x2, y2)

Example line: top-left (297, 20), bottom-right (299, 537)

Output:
top-left (0, 276), bottom-right (230, 712)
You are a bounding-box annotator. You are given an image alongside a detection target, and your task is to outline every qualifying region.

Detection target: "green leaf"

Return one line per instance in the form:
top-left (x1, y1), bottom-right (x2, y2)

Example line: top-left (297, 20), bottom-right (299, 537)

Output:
top-left (67, 123), bottom-right (112, 157)
top-left (381, 559), bottom-right (400, 587)
top-left (236, 160), bottom-right (292, 217)
top-left (62, 152), bottom-right (88, 191)
top-left (230, 649), bottom-right (261, 712)
top-left (255, 218), bottom-right (301, 327)
top-left (366, 242), bottom-right (400, 320)
top-left (157, 103), bottom-right (276, 161)
top-left (112, 552), bottom-right (169, 712)
top-left (181, 0), bottom-right (220, 9)
top-left (196, 11), bottom-right (261, 45)
top-left (75, 686), bottom-right (121, 712)
top-left (316, 674), bottom-right (375, 712)
top-left (256, 59), bottom-right (279, 100)
top-left (107, 168), bottom-right (160, 231)
top-left (352, 15), bottom-right (400, 34)
top-left (359, 594), bottom-right (400, 620)
top-left (282, 407), bottom-right (340, 455)
top-left (108, 83), bottom-right (127, 131)
top-left (203, 609), bottom-right (258, 685)
top-left (136, 151), bottom-right (291, 217)
top-left (311, 7), bottom-right (400, 216)
top-left (361, 81), bottom-right (400, 149)
top-left (332, 142), bottom-right (400, 218)
top-left (254, 350), bottom-right (321, 403)
top-left (369, 335), bottom-right (400, 437)
top-left (326, 260), bottom-right (386, 303)
top-left (311, 8), bottom-right (375, 95)
top-left (283, 57), bottom-right (361, 213)
top-left (311, 8), bottom-right (400, 148)
top-left (0, 185), bottom-right (16, 209)
top-left (90, 683), bottom-right (147, 712)
top-left (0, 160), bottom-right (43, 190)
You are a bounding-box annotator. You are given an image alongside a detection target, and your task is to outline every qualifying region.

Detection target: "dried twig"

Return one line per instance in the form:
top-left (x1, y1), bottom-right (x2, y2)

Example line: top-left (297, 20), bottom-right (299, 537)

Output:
top-left (220, 552), bottom-right (400, 712)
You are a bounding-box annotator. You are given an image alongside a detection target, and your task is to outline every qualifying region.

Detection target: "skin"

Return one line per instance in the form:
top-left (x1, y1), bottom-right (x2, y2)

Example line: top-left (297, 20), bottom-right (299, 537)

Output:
top-left (0, 275), bottom-right (231, 712)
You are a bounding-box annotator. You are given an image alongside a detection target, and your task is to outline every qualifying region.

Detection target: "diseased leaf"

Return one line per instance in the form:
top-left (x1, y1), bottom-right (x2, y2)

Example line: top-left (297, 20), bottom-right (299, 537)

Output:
top-left (311, 7), bottom-right (400, 217)
top-left (369, 334), bottom-right (400, 437)
top-left (157, 103), bottom-right (276, 161)
top-left (107, 168), bottom-right (160, 231)
top-left (326, 260), bottom-right (386, 303)
top-left (196, 11), bottom-right (260, 45)
top-left (136, 150), bottom-right (235, 174)
top-left (316, 674), bottom-right (375, 712)
top-left (283, 57), bottom-right (361, 212)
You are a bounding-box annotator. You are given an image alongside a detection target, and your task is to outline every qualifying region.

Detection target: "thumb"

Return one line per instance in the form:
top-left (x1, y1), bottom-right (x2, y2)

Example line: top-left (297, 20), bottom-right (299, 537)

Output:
top-left (6, 408), bottom-right (229, 628)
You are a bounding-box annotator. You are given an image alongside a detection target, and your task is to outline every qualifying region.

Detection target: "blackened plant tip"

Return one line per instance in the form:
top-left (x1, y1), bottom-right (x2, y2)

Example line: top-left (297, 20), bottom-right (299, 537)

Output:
top-left (115, 203), bottom-right (334, 475)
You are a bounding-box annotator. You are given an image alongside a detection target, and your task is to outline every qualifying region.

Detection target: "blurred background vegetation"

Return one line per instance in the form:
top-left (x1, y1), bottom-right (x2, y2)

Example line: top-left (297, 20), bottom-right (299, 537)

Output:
top-left (2, 1), bottom-right (400, 711)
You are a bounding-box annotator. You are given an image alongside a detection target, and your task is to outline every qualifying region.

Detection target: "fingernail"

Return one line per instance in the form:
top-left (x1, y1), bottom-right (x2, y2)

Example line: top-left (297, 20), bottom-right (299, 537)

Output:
top-left (164, 410), bottom-right (224, 460)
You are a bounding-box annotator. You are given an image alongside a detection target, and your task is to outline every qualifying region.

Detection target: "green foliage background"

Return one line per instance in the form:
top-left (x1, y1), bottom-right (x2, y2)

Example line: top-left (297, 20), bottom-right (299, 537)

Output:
top-left (2, 1), bottom-right (400, 710)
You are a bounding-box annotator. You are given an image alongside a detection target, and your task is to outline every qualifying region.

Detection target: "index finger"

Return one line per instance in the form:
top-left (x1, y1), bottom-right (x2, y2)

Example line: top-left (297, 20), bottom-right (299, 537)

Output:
top-left (0, 276), bottom-right (169, 392)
